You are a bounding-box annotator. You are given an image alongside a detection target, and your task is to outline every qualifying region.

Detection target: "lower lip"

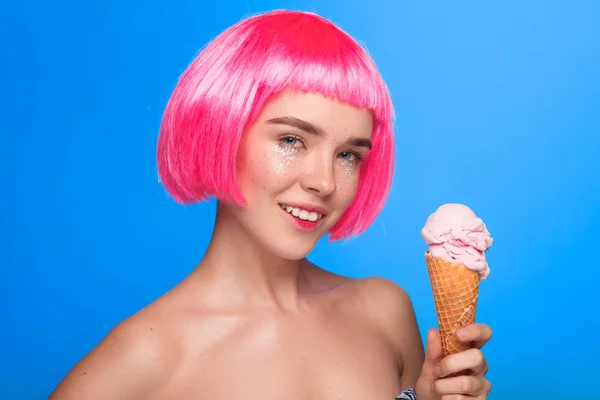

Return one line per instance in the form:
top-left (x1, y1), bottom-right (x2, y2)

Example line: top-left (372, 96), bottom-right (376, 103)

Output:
top-left (280, 207), bottom-right (323, 232)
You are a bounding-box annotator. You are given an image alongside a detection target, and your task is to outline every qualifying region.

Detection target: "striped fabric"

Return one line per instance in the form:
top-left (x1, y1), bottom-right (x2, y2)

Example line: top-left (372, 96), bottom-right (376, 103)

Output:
top-left (395, 388), bottom-right (417, 400)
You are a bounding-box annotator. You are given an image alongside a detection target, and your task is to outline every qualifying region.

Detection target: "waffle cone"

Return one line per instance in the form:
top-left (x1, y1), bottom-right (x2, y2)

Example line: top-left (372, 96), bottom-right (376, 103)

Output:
top-left (425, 252), bottom-right (480, 357)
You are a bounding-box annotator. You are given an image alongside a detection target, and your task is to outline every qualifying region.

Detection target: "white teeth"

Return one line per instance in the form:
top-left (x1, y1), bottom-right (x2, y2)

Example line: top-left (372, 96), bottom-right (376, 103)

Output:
top-left (280, 204), bottom-right (323, 221)
top-left (306, 212), bottom-right (319, 222)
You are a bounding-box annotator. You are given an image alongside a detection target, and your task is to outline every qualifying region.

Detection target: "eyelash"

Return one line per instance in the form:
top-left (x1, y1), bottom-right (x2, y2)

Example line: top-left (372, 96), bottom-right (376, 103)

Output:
top-left (279, 134), bottom-right (304, 148)
top-left (278, 135), bottom-right (364, 163)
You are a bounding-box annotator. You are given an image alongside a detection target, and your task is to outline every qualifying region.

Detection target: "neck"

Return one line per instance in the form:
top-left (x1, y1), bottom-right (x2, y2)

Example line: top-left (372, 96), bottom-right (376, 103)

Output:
top-left (196, 202), bottom-right (307, 312)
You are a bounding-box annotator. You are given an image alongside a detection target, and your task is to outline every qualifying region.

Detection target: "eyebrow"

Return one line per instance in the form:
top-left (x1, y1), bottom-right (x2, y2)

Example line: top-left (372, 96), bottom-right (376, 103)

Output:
top-left (267, 116), bottom-right (324, 136)
top-left (266, 116), bottom-right (372, 150)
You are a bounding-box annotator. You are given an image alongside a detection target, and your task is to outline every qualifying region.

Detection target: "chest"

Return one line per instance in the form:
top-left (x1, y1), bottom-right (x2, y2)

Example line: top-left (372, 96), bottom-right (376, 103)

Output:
top-left (161, 313), bottom-right (403, 400)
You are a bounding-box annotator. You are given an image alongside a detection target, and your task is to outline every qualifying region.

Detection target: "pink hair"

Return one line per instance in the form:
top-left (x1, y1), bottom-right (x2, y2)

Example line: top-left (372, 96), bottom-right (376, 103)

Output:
top-left (157, 9), bottom-right (395, 241)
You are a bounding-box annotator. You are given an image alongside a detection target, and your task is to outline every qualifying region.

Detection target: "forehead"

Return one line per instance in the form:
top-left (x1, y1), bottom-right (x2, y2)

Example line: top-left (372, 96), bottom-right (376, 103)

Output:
top-left (257, 90), bottom-right (374, 139)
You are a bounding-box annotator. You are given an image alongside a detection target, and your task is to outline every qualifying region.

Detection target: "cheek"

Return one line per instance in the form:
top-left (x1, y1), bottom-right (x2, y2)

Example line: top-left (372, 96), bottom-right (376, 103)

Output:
top-left (238, 145), bottom-right (300, 197)
top-left (341, 161), bottom-right (358, 182)
top-left (335, 163), bottom-right (361, 204)
top-left (339, 180), bottom-right (359, 205)
top-left (272, 144), bottom-right (301, 176)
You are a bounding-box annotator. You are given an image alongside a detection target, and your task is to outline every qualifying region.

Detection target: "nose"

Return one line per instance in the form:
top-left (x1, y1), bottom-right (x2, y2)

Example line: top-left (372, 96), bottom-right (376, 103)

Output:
top-left (299, 155), bottom-right (336, 196)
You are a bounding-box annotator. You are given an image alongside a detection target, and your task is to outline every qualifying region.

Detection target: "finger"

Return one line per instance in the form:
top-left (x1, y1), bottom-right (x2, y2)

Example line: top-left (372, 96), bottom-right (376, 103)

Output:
top-left (420, 328), bottom-right (444, 379)
top-left (434, 375), bottom-right (485, 396)
top-left (438, 348), bottom-right (487, 377)
top-left (425, 328), bottom-right (444, 362)
top-left (456, 323), bottom-right (492, 348)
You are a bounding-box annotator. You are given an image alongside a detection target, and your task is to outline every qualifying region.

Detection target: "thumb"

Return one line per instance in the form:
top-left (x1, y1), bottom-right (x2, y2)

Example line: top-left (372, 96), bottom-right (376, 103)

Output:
top-left (420, 328), bottom-right (444, 380)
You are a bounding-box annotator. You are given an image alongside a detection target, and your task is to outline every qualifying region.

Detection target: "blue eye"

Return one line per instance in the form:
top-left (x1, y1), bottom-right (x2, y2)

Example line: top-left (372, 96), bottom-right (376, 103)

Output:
top-left (340, 151), bottom-right (363, 163)
top-left (280, 135), bottom-right (304, 148)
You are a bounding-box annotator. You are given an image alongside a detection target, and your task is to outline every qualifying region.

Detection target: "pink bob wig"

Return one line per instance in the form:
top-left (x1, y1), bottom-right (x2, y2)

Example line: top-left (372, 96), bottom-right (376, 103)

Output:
top-left (157, 9), bottom-right (396, 241)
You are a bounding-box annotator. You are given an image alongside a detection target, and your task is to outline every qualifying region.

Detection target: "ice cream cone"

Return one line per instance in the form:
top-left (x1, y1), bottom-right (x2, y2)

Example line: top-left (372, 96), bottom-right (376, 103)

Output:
top-left (425, 251), bottom-right (480, 357)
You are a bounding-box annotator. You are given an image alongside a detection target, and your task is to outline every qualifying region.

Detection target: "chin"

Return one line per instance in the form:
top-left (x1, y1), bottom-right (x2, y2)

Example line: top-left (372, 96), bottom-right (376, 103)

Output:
top-left (264, 236), bottom-right (319, 261)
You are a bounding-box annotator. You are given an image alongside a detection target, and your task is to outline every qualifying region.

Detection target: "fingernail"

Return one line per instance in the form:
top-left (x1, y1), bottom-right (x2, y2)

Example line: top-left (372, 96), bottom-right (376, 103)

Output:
top-left (456, 328), bottom-right (467, 340)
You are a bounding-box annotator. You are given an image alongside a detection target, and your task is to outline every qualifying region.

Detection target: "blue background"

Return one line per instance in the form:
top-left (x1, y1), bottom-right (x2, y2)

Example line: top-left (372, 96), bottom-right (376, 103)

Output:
top-left (2, 1), bottom-right (599, 399)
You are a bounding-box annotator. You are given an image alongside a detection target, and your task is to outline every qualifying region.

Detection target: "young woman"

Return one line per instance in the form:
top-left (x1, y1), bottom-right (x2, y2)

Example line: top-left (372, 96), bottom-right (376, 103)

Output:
top-left (50, 10), bottom-right (492, 400)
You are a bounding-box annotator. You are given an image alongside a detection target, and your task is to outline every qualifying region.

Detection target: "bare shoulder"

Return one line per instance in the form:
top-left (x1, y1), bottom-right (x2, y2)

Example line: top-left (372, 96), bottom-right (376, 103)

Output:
top-left (351, 277), bottom-right (425, 386)
top-left (353, 277), bottom-right (412, 310)
top-left (307, 265), bottom-right (415, 322)
top-left (48, 301), bottom-right (177, 400)
top-left (350, 277), bottom-right (416, 335)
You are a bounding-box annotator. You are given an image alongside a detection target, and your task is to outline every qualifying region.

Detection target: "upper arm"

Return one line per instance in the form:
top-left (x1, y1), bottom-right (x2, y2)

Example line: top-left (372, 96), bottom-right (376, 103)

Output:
top-left (358, 277), bottom-right (425, 389)
top-left (48, 316), bottom-right (171, 400)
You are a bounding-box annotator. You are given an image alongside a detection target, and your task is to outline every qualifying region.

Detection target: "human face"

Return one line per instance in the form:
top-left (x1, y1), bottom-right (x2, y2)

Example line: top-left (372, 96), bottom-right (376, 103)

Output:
top-left (229, 90), bottom-right (374, 260)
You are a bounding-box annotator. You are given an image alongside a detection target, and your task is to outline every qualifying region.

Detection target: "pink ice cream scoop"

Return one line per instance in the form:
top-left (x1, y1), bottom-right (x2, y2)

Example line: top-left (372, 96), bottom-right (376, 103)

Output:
top-left (421, 203), bottom-right (493, 280)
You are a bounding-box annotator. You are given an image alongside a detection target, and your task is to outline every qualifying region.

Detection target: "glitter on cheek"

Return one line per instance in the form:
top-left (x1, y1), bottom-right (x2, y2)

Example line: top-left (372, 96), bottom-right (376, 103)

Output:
top-left (273, 143), bottom-right (299, 174)
top-left (341, 160), bottom-right (358, 180)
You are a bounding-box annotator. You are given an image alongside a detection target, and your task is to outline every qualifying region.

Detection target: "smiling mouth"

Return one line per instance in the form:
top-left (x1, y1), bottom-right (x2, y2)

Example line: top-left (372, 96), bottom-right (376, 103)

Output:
top-left (278, 204), bottom-right (325, 222)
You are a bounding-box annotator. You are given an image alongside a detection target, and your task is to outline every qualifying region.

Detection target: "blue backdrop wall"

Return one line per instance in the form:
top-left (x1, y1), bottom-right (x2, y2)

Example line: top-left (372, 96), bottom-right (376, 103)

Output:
top-left (2, 1), bottom-right (599, 399)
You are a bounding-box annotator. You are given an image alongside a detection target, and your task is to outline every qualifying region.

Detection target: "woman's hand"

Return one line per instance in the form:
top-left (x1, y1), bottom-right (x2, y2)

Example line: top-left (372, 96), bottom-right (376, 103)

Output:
top-left (415, 324), bottom-right (492, 399)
